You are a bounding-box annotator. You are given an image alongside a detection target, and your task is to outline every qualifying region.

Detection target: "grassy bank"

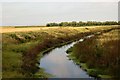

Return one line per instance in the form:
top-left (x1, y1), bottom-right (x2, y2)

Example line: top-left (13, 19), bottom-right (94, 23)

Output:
top-left (66, 27), bottom-right (120, 78)
top-left (2, 26), bottom-right (118, 78)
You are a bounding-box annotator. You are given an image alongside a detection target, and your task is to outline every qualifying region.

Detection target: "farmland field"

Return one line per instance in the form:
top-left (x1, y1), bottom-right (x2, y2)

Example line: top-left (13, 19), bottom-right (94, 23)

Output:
top-left (1, 26), bottom-right (119, 78)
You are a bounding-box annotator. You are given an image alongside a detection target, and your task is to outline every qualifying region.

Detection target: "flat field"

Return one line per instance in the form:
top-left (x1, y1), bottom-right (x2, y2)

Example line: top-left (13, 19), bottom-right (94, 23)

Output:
top-left (1, 26), bottom-right (116, 33)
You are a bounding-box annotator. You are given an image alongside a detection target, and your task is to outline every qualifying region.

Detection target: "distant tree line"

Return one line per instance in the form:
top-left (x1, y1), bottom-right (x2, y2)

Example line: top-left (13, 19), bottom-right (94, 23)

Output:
top-left (46, 21), bottom-right (119, 27)
top-left (118, 21), bottom-right (120, 25)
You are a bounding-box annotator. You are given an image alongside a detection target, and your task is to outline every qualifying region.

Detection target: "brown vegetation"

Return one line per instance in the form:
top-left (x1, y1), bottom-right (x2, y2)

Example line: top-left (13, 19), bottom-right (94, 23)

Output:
top-left (70, 28), bottom-right (120, 78)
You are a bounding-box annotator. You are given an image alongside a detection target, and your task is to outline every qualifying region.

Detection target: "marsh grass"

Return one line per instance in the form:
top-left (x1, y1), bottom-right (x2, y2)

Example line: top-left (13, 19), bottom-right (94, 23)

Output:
top-left (2, 26), bottom-right (118, 78)
top-left (67, 28), bottom-right (120, 78)
top-left (2, 27), bottom-right (83, 78)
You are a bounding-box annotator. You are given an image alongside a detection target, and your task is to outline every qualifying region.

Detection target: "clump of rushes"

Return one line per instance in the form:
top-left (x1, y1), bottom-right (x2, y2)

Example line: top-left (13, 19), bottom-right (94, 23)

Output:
top-left (67, 28), bottom-right (120, 78)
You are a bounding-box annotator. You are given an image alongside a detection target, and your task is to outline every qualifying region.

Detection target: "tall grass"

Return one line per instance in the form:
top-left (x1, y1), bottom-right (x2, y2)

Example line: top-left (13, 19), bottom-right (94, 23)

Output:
top-left (2, 26), bottom-right (118, 78)
top-left (69, 28), bottom-right (120, 78)
top-left (2, 27), bottom-right (83, 78)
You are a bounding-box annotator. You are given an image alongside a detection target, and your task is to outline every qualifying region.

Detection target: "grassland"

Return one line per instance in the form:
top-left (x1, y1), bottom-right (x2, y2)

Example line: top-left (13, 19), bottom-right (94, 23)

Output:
top-left (1, 26), bottom-right (117, 33)
top-left (67, 27), bottom-right (119, 78)
top-left (2, 26), bottom-right (118, 78)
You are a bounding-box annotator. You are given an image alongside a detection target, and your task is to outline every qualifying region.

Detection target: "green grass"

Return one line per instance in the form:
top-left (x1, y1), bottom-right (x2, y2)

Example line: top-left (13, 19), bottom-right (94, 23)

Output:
top-left (34, 68), bottom-right (54, 78)
top-left (2, 26), bottom-right (118, 78)
top-left (98, 75), bottom-right (112, 78)
top-left (2, 28), bottom-right (79, 78)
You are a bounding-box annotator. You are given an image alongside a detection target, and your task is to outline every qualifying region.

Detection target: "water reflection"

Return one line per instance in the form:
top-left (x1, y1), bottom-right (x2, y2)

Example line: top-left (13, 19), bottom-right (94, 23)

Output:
top-left (40, 35), bottom-right (95, 78)
top-left (85, 34), bottom-right (94, 38)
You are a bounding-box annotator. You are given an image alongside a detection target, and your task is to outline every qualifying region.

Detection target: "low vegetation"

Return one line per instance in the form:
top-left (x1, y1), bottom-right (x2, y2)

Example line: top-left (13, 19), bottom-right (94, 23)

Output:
top-left (2, 27), bottom-right (86, 78)
top-left (2, 26), bottom-right (118, 78)
top-left (67, 27), bottom-right (120, 78)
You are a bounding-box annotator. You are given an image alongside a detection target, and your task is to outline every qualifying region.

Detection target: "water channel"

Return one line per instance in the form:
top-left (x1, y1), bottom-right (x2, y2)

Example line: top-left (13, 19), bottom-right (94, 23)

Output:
top-left (40, 34), bottom-right (95, 78)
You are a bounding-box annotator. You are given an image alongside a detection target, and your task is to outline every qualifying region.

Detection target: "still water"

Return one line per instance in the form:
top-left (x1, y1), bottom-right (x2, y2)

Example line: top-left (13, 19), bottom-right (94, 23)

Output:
top-left (40, 35), bottom-right (94, 78)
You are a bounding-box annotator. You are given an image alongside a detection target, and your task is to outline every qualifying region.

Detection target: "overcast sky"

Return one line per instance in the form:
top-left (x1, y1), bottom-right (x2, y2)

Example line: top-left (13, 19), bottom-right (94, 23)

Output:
top-left (0, 0), bottom-right (119, 2)
top-left (1, 1), bottom-right (119, 26)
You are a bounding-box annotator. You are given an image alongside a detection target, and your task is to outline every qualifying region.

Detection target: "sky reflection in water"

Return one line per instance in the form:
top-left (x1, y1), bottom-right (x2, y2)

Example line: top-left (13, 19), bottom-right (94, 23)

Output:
top-left (40, 40), bottom-right (92, 78)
